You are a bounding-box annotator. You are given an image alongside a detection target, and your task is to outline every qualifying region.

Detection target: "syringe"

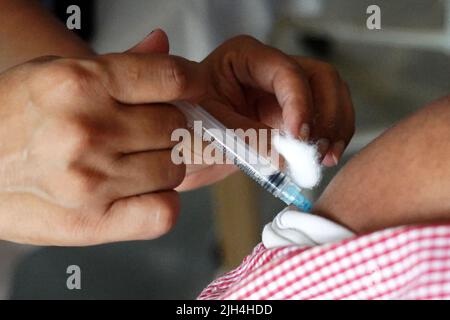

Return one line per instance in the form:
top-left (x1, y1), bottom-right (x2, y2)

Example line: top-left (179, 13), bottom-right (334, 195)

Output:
top-left (174, 101), bottom-right (313, 212)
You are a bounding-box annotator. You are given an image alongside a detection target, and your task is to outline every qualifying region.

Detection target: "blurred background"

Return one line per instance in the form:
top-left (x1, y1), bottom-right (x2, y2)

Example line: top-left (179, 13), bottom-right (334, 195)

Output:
top-left (0, 0), bottom-right (449, 299)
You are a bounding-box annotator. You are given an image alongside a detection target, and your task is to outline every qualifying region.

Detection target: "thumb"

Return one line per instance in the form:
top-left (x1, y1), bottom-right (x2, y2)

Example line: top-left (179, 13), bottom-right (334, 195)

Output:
top-left (201, 100), bottom-right (283, 166)
top-left (126, 29), bottom-right (170, 54)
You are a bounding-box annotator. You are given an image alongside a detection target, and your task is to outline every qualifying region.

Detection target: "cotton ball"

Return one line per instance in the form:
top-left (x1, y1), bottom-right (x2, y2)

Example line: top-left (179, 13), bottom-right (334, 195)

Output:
top-left (273, 135), bottom-right (322, 189)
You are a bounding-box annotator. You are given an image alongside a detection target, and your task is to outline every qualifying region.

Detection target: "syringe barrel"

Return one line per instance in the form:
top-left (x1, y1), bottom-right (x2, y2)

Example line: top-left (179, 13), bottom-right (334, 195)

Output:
top-left (174, 101), bottom-right (313, 212)
top-left (261, 171), bottom-right (313, 212)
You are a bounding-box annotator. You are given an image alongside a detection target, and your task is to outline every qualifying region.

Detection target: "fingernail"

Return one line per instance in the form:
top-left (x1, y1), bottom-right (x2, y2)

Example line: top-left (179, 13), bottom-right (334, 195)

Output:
top-left (147, 28), bottom-right (162, 37)
top-left (316, 138), bottom-right (330, 156)
top-left (322, 152), bottom-right (336, 167)
top-left (299, 123), bottom-right (310, 141)
top-left (332, 140), bottom-right (346, 164)
top-left (150, 28), bottom-right (163, 34)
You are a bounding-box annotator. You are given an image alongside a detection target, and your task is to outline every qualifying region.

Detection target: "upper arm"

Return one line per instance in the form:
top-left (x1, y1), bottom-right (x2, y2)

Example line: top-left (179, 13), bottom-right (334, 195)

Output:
top-left (313, 95), bottom-right (450, 233)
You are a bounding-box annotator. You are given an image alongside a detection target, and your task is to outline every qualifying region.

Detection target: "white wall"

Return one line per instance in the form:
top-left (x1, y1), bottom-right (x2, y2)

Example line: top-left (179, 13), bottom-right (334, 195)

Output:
top-left (92, 0), bottom-right (274, 59)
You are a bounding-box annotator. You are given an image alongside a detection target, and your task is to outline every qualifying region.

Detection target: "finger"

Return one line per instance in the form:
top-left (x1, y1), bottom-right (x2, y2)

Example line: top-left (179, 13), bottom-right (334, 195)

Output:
top-left (202, 99), bottom-right (273, 152)
top-left (294, 57), bottom-right (354, 165)
top-left (115, 103), bottom-right (186, 153)
top-left (203, 99), bottom-right (271, 132)
top-left (222, 36), bottom-right (314, 138)
top-left (308, 65), bottom-right (342, 158)
top-left (126, 29), bottom-right (170, 54)
top-left (323, 81), bottom-right (355, 167)
top-left (248, 91), bottom-right (284, 129)
top-left (100, 191), bottom-right (180, 242)
top-left (97, 53), bottom-right (207, 104)
top-left (201, 99), bottom-right (285, 169)
top-left (111, 151), bottom-right (186, 198)
top-left (338, 81), bottom-right (356, 146)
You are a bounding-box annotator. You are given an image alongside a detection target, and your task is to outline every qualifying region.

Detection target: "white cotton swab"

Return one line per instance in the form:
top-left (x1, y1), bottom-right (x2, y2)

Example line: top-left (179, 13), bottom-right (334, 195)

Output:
top-left (273, 134), bottom-right (322, 189)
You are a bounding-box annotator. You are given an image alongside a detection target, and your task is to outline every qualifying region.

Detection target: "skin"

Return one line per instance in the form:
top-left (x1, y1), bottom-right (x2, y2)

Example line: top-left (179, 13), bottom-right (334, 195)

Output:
top-left (0, 0), bottom-right (353, 245)
top-left (180, 36), bottom-right (355, 190)
top-left (314, 95), bottom-right (450, 234)
top-left (0, 1), bottom-right (448, 246)
top-left (0, 53), bottom-right (203, 245)
top-left (0, 0), bottom-right (94, 68)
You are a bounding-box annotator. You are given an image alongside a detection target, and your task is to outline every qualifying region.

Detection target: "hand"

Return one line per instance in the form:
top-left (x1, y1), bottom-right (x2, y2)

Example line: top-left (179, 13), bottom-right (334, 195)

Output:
top-left (178, 35), bottom-right (355, 190)
top-left (0, 33), bottom-right (206, 246)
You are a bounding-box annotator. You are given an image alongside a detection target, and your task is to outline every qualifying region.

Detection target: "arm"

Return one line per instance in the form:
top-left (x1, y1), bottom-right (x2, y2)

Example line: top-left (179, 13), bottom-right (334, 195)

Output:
top-left (314, 95), bottom-right (450, 234)
top-left (0, 51), bottom-right (210, 246)
top-left (0, 2), bottom-right (355, 189)
top-left (0, 0), bottom-right (93, 72)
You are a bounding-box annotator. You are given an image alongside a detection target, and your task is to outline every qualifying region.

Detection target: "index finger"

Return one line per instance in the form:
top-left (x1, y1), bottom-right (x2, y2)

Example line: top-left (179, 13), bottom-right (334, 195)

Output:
top-left (96, 53), bottom-right (207, 104)
top-left (218, 36), bottom-right (314, 138)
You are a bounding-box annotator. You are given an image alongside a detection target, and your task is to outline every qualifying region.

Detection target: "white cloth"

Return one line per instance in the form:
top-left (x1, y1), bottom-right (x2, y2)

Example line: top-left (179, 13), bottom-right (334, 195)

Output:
top-left (262, 207), bottom-right (354, 249)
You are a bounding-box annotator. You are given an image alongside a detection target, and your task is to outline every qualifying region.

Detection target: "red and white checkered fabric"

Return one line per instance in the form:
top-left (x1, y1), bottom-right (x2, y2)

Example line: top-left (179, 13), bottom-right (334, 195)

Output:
top-left (198, 224), bottom-right (450, 300)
